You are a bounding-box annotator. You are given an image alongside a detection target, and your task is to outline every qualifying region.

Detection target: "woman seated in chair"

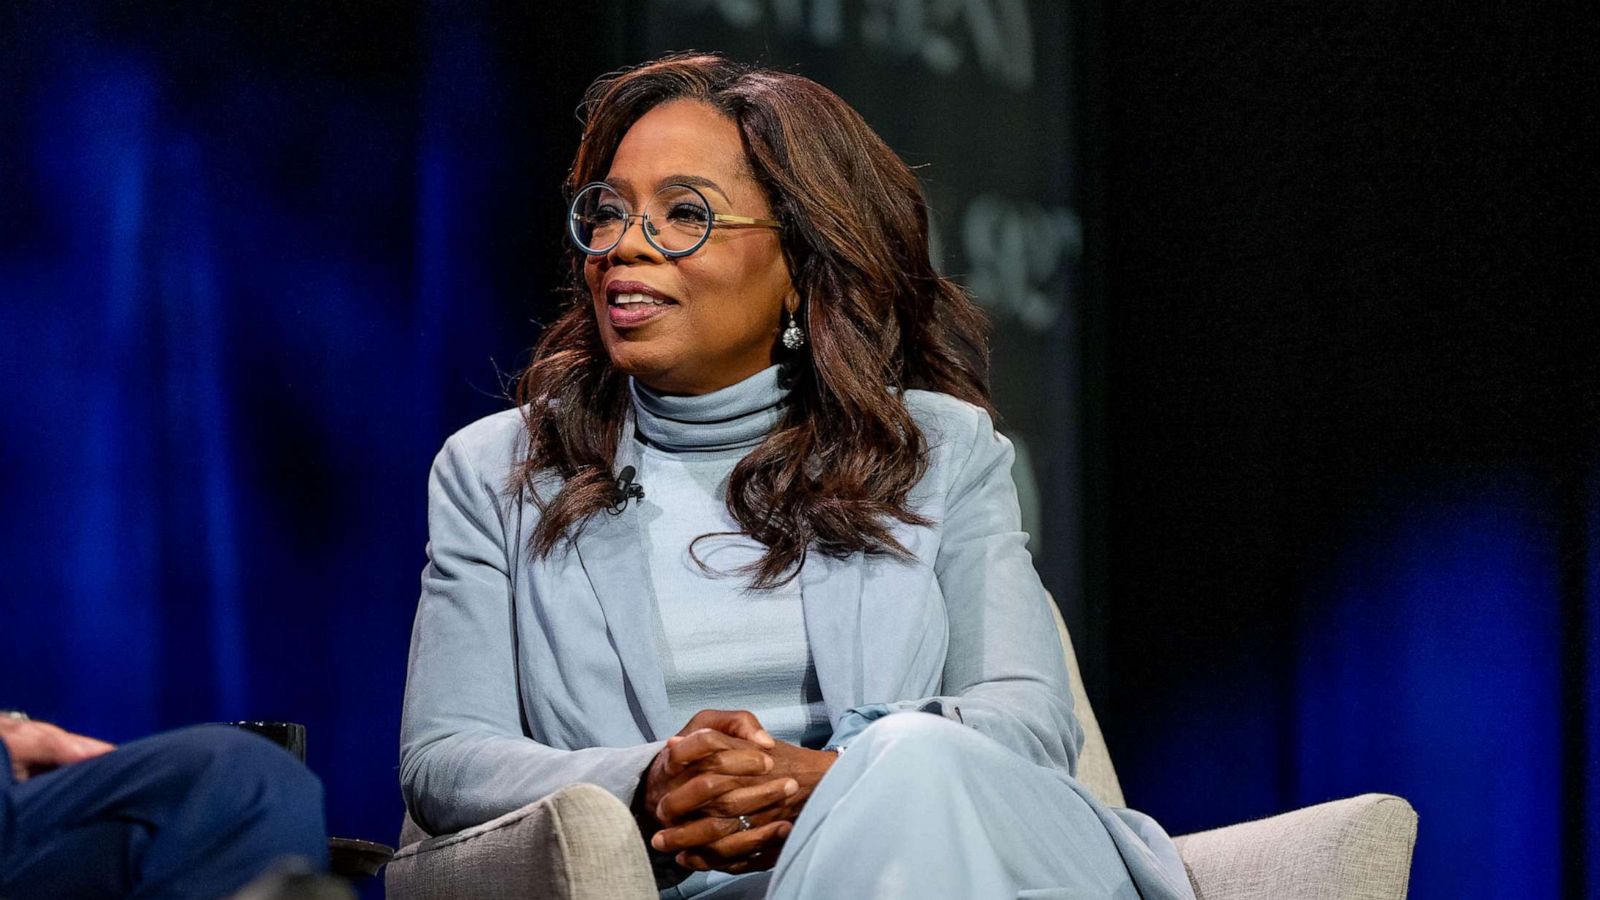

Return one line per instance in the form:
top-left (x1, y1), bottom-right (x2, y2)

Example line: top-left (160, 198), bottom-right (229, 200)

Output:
top-left (399, 52), bottom-right (1193, 900)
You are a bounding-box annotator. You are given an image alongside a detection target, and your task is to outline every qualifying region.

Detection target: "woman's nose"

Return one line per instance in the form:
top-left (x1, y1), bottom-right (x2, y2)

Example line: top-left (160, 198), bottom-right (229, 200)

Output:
top-left (608, 214), bottom-right (666, 265)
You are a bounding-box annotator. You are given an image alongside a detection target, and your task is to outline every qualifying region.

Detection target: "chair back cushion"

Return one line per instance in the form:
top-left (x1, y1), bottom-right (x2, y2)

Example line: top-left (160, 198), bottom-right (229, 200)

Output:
top-left (1046, 600), bottom-right (1126, 807)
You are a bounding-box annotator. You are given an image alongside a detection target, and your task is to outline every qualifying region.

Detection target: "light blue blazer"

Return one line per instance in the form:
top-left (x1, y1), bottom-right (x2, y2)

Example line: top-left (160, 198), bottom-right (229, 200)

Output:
top-left (400, 390), bottom-right (1188, 896)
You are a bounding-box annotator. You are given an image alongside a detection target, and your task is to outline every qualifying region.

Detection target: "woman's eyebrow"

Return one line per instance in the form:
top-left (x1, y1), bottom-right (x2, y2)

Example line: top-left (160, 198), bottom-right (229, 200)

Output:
top-left (606, 174), bottom-right (732, 203)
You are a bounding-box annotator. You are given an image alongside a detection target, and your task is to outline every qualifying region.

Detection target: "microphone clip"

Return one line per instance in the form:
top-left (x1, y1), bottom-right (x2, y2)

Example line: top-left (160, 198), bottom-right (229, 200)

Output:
top-left (608, 465), bottom-right (645, 514)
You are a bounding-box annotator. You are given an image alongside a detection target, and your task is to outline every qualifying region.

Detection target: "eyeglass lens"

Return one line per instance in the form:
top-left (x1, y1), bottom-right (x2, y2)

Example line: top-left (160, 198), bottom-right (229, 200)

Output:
top-left (570, 184), bottom-right (712, 255)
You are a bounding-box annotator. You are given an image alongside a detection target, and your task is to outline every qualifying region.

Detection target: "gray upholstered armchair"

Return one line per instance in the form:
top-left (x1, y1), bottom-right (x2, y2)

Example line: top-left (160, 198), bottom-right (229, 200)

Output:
top-left (387, 606), bottom-right (1417, 899)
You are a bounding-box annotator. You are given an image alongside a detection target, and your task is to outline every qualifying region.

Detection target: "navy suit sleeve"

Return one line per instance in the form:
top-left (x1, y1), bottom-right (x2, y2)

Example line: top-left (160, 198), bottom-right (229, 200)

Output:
top-left (1, 737), bottom-right (14, 852)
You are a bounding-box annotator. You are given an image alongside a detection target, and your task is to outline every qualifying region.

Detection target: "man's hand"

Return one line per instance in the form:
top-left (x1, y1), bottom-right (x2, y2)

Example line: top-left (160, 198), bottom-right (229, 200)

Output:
top-left (647, 712), bottom-right (839, 873)
top-left (0, 717), bottom-right (115, 782)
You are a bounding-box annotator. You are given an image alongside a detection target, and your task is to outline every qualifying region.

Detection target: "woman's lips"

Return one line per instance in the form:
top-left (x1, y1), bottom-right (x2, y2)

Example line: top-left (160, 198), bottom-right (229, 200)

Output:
top-left (605, 283), bottom-right (677, 330)
top-left (607, 302), bottom-right (674, 329)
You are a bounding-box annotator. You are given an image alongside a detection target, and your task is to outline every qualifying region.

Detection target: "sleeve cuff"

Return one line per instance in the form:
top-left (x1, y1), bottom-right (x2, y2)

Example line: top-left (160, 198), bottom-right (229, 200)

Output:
top-left (823, 700), bottom-right (962, 753)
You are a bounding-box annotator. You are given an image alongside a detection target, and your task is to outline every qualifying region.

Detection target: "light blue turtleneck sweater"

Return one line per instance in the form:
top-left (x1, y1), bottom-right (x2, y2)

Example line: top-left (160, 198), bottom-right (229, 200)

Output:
top-left (629, 366), bottom-right (831, 748)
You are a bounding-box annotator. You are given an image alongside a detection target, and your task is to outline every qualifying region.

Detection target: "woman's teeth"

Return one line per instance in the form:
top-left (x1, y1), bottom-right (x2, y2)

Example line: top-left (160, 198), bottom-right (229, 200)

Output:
top-left (612, 293), bottom-right (670, 306)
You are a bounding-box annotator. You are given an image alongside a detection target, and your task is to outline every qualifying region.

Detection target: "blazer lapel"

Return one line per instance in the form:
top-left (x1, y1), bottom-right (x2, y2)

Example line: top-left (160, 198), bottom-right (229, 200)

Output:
top-left (571, 437), bottom-right (675, 741)
top-left (799, 551), bottom-right (867, 725)
top-left (802, 549), bottom-right (948, 729)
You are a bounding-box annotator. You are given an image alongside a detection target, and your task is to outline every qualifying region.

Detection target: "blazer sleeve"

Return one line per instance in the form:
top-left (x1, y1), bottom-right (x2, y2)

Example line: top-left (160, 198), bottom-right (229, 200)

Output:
top-left (398, 428), bottom-right (664, 836)
top-left (825, 406), bottom-right (1085, 777)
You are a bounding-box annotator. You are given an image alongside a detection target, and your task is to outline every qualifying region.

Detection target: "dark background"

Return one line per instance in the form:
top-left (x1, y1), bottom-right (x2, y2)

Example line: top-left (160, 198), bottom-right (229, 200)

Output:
top-left (1083, 6), bottom-right (1595, 898)
top-left (1, 3), bottom-right (1593, 898)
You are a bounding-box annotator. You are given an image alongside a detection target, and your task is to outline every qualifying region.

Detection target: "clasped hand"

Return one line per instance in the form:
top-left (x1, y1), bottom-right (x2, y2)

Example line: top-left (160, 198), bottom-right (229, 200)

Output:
top-left (639, 710), bottom-right (836, 874)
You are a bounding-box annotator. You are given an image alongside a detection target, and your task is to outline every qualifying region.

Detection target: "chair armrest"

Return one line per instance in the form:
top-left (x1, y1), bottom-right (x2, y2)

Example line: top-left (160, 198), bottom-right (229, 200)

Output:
top-left (1171, 793), bottom-right (1417, 900)
top-left (385, 783), bottom-right (656, 900)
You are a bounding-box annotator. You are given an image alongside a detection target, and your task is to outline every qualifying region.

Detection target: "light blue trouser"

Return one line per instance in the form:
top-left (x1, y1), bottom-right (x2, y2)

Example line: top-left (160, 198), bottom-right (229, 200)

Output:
top-left (662, 712), bottom-right (1139, 900)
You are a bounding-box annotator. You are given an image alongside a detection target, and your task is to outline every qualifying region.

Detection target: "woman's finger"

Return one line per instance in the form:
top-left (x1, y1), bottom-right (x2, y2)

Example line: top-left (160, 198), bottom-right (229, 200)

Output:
top-left (700, 748), bottom-right (774, 777)
top-left (664, 729), bottom-right (731, 774)
top-left (665, 729), bottom-right (750, 774)
top-left (652, 771), bottom-right (796, 832)
top-left (682, 709), bottom-right (775, 749)
top-left (656, 772), bottom-right (756, 824)
top-left (649, 750), bottom-right (774, 823)
top-left (667, 743), bottom-right (772, 780)
top-left (679, 853), bottom-right (772, 874)
top-left (675, 820), bottom-right (791, 870)
top-left (652, 806), bottom-right (784, 853)
top-left (653, 814), bottom-right (741, 853)
top-left (698, 777), bottom-right (798, 818)
top-left (701, 819), bottom-right (792, 861)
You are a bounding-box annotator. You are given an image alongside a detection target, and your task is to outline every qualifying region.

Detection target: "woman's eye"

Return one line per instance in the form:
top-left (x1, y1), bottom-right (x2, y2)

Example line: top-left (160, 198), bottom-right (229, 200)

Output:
top-left (591, 206), bottom-right (625, 223)
top-left (667, 203), bottom-right (709, 224)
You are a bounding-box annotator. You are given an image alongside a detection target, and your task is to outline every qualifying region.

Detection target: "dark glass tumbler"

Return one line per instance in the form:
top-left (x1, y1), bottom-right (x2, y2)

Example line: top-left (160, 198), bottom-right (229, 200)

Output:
top-left (226, 721), bottom-right (307, 763)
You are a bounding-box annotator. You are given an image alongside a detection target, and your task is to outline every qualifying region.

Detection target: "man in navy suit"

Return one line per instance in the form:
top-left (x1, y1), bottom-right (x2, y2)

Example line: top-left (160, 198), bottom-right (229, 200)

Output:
top-left (0, 711), bottom-right (330, 898)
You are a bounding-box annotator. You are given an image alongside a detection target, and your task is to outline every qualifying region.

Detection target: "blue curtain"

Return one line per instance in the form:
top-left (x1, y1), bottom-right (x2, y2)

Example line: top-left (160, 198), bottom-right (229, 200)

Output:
top-left (1291, 472), bottom-right (1580, 898)
top-left (0, 5), bottom-right (544, 864)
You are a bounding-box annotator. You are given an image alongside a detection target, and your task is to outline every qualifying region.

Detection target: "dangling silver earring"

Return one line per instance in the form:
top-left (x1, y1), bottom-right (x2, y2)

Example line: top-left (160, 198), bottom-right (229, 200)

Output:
top-left (782, 309), bottom-right (806, 350)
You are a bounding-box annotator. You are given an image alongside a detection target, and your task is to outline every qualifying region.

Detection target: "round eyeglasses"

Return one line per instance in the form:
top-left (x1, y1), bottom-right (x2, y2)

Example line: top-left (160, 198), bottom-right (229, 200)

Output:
top-left (567, 181), bottom-right (781, 258)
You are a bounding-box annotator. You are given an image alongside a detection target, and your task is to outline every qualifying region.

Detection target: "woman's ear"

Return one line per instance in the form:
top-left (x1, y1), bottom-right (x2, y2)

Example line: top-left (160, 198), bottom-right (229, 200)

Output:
top-left (785, 289), bottom-right (801, 316)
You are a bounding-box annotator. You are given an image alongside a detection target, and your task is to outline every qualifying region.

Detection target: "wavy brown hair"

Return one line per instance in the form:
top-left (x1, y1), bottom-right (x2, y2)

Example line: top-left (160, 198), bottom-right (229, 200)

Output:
top-left (513, 52), bottom-right (993, 588)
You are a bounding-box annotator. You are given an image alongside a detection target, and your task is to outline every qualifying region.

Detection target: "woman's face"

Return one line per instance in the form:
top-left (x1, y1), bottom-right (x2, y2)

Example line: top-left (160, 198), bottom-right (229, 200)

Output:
top-left (584, 99), bottom-right (793, 396)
